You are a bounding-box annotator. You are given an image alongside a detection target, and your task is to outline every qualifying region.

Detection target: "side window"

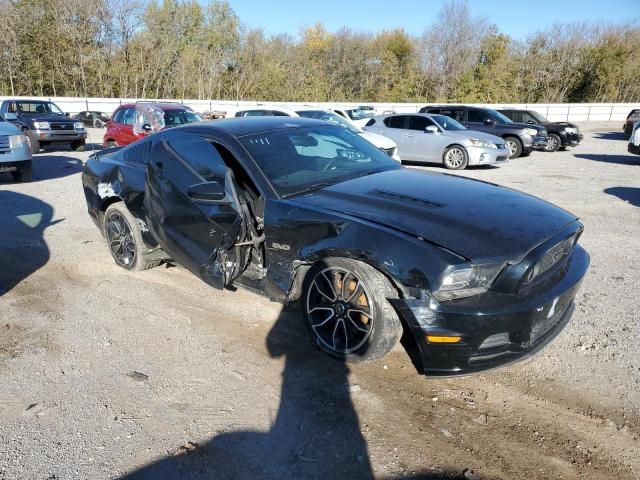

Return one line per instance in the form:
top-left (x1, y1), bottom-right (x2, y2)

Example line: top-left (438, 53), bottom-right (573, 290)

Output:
top-left (407, 115), bottom-right (434, 131)
top-left (467, 109), bottom-right (488, 123)
top-left (441, 109), bottom-right (465, 121)
top-left (122, 108), bottom-right (135, 125)
top-left (383, 116), bottom-right (407, 129)
top-left (271, 110), bottom-right (289, 116)
top-left (425, 108), bottom-right (441, 115)
top-left (522, 112), bottom-right (537, 124)
top-left (167, 132), bottom-right (227, 181)
top-left (365, 118), bottom-right (376, 127)
top-left (112, 108), bottom-right (125, 124)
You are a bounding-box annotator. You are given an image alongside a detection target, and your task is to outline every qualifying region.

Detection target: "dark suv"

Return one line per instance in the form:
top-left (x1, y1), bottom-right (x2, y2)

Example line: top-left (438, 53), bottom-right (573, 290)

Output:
top-left (499, 109), bottom-right (583, 152)
top-left (0, 99), bottom-right (87, 153)
top-left (419, 105), bottom-right (548, 159)
top-left (623, 109), bottom-right (640, 138)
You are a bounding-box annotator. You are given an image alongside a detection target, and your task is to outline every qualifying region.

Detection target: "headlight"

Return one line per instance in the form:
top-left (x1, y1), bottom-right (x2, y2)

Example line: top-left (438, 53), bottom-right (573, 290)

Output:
top-left (524, 128), bottom-right (538, 136)
top-left (433, 263), bottom-right (504, 301)
top-left (468, 138), bottom-right (495, 148)
top-left (8, 134), bottom-right (28, 149)
top-left (74, 122), bottom-right (85, 130)
top-left (565, 127), bottom-right (578, 134)
top-left (32, 121), bottom-right (50, 130)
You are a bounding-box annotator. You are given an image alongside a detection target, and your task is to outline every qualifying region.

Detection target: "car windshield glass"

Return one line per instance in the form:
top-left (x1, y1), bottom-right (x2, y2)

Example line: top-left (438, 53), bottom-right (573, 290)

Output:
top-left (346, 109), bottom-right (370, 120)
top-left (431, 115), bottom-right (466, 131)
top-left (488, 109), bottom-right (513, 124)
top-left (17, 101), bottom-right (64, 115)
top-left (240, 125), bottom-right (400, 197)
top-left (296, 110), bottom-right (360, 133)
top-left (529, 111), bottom-right (548, 123)
top-left (163, 110), bottom-right (202, 126)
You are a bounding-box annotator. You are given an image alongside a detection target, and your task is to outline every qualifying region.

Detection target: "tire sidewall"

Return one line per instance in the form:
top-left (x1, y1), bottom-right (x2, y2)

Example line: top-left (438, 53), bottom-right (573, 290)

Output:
top-left (103, 203), bottom-right (145, 271)
top-left (300, 257), bottom-right (401, 363)
top-left (443, 145), bottom-right (468, 170)
top-left (505, 136), bottom-right (522, 159)
top-left (546, 133), bottom-right (561, 152)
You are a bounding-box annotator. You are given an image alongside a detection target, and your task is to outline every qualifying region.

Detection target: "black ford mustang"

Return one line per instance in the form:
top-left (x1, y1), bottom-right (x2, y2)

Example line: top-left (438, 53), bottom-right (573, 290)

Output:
top-left (81, 117), bottom-right (589, 376)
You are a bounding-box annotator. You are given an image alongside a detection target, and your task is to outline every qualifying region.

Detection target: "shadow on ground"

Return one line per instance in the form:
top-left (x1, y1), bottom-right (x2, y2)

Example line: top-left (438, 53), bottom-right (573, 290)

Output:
top-left (574, 153), bottom-right (639, 166)
top-left (118, 305), bottom-right (477, 480)
top-left (0, 153), bottom-right (84, 184)
top-left (0, 191), bottom-right (58, 296)
top-left (592, 131), bottom-right (628, 141)
top-left (604, 187), bottom-right (640, 207)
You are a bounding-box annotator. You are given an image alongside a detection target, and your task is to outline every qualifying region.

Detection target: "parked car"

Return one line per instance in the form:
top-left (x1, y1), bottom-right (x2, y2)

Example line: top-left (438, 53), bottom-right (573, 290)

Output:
top-left (73, 111), bottom-right (110, 128)
top-left (82, 117), bottom-right (589, 376)
top-left (498, 109), bottom-right (583, 152)
top-left (419, 105), bottom-right (548, 159)
top-left (330, 107), bottom-right (372, 128)
top-left (628, 121), bottom-right (640, 155)
top-left (0, 114), bottom-right (32, 182)
top-left (364, 113), bottom-right (509, 169)
top-left (623, 109), bottom-right (640, 138)
top-left (0, 99), bottom-right (87, 153)
top-left (234, 105), bottom-right (401, 161)
top-left (103, 102), bottom-right (202, 148)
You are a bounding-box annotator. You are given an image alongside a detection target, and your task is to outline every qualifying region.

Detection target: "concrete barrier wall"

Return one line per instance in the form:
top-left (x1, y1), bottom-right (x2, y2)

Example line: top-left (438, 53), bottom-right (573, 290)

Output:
top-left (1, 96), bottom-right (638, 122)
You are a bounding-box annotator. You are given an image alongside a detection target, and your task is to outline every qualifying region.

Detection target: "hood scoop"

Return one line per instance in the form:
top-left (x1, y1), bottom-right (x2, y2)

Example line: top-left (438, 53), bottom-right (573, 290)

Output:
top-left (368, 189), bottom-right (446, 208)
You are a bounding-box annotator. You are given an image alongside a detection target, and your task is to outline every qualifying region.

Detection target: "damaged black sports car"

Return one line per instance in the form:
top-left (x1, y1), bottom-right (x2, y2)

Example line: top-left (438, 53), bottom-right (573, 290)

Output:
top-left (82, 117), bottom-right (589, 376)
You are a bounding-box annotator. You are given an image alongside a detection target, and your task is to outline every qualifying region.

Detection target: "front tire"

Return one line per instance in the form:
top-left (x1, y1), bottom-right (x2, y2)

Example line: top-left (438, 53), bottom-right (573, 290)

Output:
top-left (24, 129), bottom-right (40, 154)
top-left (545, 133), bottom-right (561, 152)
top-left (301, 258), bottom-right (402, 363)
top-left (504, 136), bottom-right (523, 159)
top-left (71, 139), bottom-right (86, 152)
top-left (443, 145), bottom-right (469, 170)
top-left (103, 203), bottom-right (160, 271)
top-left (12, 161), bottom-right (33, 183)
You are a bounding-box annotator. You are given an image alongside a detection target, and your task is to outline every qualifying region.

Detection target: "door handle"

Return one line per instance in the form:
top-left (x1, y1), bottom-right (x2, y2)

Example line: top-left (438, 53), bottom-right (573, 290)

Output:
top-left (405, 133), bottom-right (414, 137)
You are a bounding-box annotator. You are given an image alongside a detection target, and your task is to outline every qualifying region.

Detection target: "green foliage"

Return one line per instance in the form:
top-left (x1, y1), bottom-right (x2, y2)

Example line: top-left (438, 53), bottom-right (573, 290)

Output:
top-left (0, 0), bottom-right (638, 103)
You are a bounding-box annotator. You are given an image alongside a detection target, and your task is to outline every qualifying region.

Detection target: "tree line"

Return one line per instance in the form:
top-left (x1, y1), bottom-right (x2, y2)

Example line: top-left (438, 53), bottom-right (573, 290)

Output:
top-left (1, 0), bottom-right (638, 104)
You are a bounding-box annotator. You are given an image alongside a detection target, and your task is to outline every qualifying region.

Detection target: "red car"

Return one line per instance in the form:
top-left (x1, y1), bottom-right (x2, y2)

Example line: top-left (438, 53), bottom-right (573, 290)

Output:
top-left (103, 102), bottom-right (203, 148)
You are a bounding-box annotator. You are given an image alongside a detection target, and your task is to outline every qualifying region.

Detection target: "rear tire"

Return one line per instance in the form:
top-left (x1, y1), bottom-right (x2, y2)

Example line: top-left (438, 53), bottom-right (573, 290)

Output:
top-left (11, 161), bottom-right (33, 183)
top-left (504, 136), bottom-right (523, 159)
top-left (103, 203), bottom-right (161, 272)
top-left (71, 139), bottom-right (86, 152)
top-left (442, 145), bottom-right (469, 170)
top-left (301, 257), bottom-right (402, 363)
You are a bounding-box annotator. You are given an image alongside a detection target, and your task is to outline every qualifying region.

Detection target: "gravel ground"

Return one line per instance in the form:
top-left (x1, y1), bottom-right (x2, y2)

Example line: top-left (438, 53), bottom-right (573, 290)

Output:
top-left (0, 124), bottom-right (638, 480)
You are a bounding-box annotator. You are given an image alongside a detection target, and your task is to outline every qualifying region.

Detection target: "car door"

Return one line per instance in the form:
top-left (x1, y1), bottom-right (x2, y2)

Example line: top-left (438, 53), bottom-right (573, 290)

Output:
top-left (144, 131), bottom-right (246, 289)
top-left (375, 115), bottom-right (409, 157)
top-left (463, 108), bottom-right (492, 134)
top-left (113, 107), bottom-right (138, 146)
top-left (402, 115), bottom-right (442, 162)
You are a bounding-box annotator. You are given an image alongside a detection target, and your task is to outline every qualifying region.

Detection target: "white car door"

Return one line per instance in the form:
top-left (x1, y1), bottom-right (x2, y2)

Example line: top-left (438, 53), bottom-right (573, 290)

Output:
top-left (401, 115), bottom-right (443, 163)
top-left (370, 116), bottom-right (409, 159)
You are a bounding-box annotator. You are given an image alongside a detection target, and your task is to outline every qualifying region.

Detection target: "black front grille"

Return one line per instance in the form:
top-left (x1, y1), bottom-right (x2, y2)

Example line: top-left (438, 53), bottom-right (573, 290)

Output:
top-left (50, 123), bottom-right (74, 131)
top-left (525, 236), bottom-right (575, 284)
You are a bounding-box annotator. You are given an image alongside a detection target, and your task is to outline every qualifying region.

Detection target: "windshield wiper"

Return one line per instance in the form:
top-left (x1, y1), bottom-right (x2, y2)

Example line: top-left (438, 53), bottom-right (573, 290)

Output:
top-left (283, 182), bottom-right (333, 198)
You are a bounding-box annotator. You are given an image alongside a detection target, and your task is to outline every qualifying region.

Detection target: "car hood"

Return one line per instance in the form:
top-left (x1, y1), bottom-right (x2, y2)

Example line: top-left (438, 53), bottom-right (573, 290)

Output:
top-left (448, 130), bottom-right (505, 144)
top-left (23, 113), bottom-right (74, 123)
top-left (544, 121), bottom-right (578, 130)
top-left (0, 122), bottom-right (21, 135)
top-left (501, 121), bottom-right (545, 132)
top-left (359, 130), bottom-right (396, 149)
top-left (293, 168), bottom-right (577, 262)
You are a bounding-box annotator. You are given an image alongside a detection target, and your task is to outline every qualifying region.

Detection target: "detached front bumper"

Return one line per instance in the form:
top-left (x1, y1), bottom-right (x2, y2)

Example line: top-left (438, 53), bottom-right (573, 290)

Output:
top-left (392, 245), bottom-right (589, 376)
top-left (564, 131), bottom-right (583, 147)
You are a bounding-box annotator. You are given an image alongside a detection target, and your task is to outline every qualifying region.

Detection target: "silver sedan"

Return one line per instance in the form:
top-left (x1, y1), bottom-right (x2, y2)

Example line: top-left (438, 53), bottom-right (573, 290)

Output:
top-left (364, 113), bottom-right (510, 169)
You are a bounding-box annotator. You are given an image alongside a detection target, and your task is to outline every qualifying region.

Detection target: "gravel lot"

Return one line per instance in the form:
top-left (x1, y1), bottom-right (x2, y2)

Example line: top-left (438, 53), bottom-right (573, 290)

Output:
top-left (0, 123), bottom-right (638, 480)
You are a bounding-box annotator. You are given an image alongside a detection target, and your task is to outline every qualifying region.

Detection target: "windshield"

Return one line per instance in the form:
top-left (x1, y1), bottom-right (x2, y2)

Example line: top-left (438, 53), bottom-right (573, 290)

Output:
top-left (431, 115), bottom-right (466, 131)
top-left (240, 125), bottom-right (400, 197)
top-left (528, 111), bottom-right (548, 123)
top-left (488, 109), bottom-right (514, 124)
top-left (13, 101), bottom-right (65, 116)
top-left (163, 110), bottom-right (202, 127)
top-left (296, 110), bottom-right (360, 133)
top-left (346, 108), bottom-right (372, 120)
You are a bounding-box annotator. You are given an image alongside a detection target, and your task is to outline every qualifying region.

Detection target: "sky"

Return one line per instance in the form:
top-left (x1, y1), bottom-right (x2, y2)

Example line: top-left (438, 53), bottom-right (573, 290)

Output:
top-left (222, 0), bottom-right (638, 39)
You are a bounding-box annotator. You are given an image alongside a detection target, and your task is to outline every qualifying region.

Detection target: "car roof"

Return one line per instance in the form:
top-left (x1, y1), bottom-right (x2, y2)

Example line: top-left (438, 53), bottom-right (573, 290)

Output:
top-left (176, 116), bottom-right (332, 138)
top-left (118, 102), bottom-right (192, 111)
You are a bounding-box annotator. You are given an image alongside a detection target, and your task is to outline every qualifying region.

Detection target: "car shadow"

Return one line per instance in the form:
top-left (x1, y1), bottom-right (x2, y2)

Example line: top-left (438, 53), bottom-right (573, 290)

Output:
top-left (0, 153), bottom-right (84, 184)
top-left (604, 187), bottom-right (640, 207)
top-left (0, 191), bottom-right (58, 296)
top-left (118, 305), bottom-right (475, 480)
top-left (574, 153), bottom-right (639, 166)
top-left (592, 131), bottom-right (628, 141)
